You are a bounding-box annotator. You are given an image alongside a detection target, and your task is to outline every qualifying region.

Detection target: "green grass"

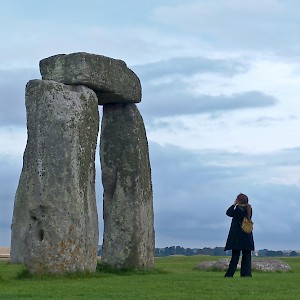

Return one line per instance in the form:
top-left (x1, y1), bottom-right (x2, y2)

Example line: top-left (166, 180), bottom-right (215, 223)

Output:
top-left (0, 256), bottom-right (299, 299)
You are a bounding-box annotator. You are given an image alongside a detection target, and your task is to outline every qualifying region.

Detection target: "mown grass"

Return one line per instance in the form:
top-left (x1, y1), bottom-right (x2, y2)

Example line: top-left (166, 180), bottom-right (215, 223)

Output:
top-left (0, 256), bottom-right (299, 299)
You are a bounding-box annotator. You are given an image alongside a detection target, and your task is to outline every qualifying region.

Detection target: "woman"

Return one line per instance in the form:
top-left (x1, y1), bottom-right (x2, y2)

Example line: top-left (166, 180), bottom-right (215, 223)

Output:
top-left (224, 193), bottom-right (254, 277)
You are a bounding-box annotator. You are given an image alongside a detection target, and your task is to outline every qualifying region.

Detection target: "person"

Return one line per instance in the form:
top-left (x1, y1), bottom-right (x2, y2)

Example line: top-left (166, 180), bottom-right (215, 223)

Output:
top-left (224, 193), bottom-right (254, 277)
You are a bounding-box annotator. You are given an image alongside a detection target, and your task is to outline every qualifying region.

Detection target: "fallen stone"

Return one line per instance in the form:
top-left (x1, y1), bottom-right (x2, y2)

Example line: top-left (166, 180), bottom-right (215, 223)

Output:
top-left (11, 80), bottom-right (99, 274)
top-left (252, 259), bottom-right (291, 272)
top-left (100, 103), bottom-right (154, 269)
top-left (215, 258), bottom-right (240, 270)
top-left (196, 261), bottom-right (216, 270)
top-left (39, 52), bottom-right (141, 105)
top-left (196, 258), bottom-right (291, 272)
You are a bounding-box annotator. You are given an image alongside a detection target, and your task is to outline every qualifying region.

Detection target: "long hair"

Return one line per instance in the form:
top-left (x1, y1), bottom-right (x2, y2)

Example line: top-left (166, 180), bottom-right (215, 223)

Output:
top-left (237, 193), bottom-right (252, 219)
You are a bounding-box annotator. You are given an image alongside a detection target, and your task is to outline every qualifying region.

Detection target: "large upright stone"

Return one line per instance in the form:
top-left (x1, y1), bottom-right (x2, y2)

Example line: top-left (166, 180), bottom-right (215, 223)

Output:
top-left (100, 103), bottom-right (155, 269)
top-left (11, 80), bottom-right (99, 274)
top-left (39, 52), bottom-right (141, 105)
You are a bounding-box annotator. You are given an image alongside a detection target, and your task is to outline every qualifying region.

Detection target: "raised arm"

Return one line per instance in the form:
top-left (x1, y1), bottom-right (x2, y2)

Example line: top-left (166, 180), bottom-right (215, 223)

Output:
top-left (226, 198), bottom-right (238, 217)
top-left (226, 205), bottom-right (236, 217)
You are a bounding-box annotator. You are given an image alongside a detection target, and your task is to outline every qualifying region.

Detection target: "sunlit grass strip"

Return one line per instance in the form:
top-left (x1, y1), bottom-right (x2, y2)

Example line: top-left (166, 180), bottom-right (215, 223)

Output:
top-left (0, 256), bottom-right (299, 300)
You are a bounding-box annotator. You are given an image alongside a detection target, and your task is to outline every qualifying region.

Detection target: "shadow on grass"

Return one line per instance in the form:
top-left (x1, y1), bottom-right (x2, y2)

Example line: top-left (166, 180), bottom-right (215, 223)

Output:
top-left (96, 262), bottom-right (168, 276)
top-left (15, 262), bottom-right (168, 281)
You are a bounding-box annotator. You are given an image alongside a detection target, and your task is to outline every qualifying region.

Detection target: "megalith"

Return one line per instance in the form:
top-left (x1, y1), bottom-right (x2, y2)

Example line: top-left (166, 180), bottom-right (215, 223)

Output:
top-left (100, 103), bottom-right (155, 269)
top-left (39, 52), bottom-right (141, 105)
top-left (39, 52), bottom-right (155, 269)
top-left (10, 80), bottom-right (99, 274)
top-left (11, 52), bottom-right (155, 272)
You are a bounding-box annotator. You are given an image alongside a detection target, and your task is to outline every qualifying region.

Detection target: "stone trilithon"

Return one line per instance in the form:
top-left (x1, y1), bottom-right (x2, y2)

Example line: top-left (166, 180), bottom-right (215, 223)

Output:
top-left (11, 52), bottom-right (155, 273)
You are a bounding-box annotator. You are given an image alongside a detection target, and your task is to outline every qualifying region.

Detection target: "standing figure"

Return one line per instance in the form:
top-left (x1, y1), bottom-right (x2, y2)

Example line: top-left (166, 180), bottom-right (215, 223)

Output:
top-left (224, 193), bottom-right (254, 277)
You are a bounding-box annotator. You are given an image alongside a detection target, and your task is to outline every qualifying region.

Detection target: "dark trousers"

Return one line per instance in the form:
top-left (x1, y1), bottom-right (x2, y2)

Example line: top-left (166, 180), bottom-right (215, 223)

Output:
top-left (224, 250), bottom-right (252, 277)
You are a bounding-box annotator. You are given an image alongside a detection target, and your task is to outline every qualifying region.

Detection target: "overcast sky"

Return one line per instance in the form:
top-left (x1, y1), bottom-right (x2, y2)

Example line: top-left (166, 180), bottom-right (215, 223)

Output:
top-left (1, 0), bottom-right (300, 251)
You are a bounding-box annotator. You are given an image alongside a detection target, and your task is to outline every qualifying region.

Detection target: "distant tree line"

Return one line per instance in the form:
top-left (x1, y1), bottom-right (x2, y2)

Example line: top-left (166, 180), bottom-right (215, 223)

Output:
top-left (256, 249), bottom-right (299, 257)
top-left (97, 246), bottom-right (299, 257)
top-left (155, 246), bottom-right (228, 257)
top-left (154, 246), bottom-right (300, 257)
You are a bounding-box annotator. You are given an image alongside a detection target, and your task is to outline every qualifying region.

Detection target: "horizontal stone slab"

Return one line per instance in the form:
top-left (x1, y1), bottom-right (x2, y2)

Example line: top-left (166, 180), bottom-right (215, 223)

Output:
top-left (39, 52), bottom-right (141, 105)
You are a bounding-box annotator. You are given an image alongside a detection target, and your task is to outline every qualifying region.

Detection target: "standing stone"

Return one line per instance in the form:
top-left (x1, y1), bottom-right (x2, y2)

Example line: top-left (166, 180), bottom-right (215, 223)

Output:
top-left (11, 80), bottom-right (99, 274)
top-left (100, 103), bottom-right (155, 269)
top-left (39, 52), bottom-right (141, 105)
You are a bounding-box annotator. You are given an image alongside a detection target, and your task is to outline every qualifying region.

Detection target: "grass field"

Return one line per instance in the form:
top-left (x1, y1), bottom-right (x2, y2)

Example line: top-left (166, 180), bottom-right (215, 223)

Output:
top-left (0, 256), bottom-right (299, 299)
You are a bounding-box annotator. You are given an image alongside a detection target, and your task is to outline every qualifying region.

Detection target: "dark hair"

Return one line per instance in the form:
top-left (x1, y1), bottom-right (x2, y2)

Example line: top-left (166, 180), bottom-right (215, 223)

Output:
top-left (237, 193), bottom-right (248, 204)
top-left (237, 193), bottom-right (252, 219)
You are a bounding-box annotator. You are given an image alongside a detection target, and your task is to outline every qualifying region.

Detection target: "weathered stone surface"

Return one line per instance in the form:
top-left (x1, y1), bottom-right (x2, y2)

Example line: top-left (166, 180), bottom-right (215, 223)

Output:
top-left (197, 258), bottom-right (291, 272)
top-left (100, 103), bottom-right (154, 269)
top-left (39, 52), bottom-right (141, 105)
top-left (11, 80), bottom-right (99, 274)
top-left (196, 261), bottom-right (215, 270)
top-left (251, 259), bottom-right (291, 272)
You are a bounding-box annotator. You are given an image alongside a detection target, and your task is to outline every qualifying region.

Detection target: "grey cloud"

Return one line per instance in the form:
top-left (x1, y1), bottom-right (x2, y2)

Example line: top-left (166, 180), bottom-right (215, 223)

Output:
top-left (239, 115), bottom-right (298, 128)
top-left (134, 56), bottom-right (249, 81)
top-left (0, 155), bottom-right (23, 246)
top-left (256, 147), bottom-right (300, 168)
top-left (248, 182), bottom-right (300, 249)
top-left (152, 1), bottom-right (300, 53)
top-left (135, 58), bottom-right (277, 120)
top-left (1, 142), bottom-right (299, 249)
top-left (193, 91), bottom-right (277, 112)
top-left (139, 86), bottom-right (278, 120)
top-left (0, 68), bottom-right (40, 126)
top-left (149, 142), bottom-right (300, 249)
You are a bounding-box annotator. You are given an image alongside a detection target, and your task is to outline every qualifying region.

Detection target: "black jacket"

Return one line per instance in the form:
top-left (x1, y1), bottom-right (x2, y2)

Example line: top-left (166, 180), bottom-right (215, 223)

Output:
top-left (224, 205), bottom-right (255, 251)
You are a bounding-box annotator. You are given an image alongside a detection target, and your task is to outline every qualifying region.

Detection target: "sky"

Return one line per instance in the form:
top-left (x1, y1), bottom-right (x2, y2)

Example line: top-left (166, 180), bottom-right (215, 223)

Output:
top-left (0, 0), bottom-right (300, 251)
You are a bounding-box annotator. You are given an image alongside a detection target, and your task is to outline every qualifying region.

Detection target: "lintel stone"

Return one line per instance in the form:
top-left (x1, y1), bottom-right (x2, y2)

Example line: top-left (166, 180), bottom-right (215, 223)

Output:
top-left (39, 52), bottom-right (141, 105)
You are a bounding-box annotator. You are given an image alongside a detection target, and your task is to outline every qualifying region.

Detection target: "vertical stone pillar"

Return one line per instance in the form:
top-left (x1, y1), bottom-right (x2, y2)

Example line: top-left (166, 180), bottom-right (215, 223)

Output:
top-left (100, 103), bottom-right (155, 269)
top-left (11, 80), bottom-right (99, 274)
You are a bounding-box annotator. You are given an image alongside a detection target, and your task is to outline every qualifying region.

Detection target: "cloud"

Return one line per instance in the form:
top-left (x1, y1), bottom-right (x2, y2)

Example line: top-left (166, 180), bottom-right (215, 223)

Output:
top-left (1, 1), bottom-right (198, 67)
top-left (240, 115), bottom-right (298, 128)
top-left (1, 141), bottom-right (299, 250)
top-left (0, 154), bottom-right (23, 246)
top-left (0, 68), bottom-right (39, 127)
top-left (0, 0), bottom-right (299, 252)
top-left (152, 0), bottom-right (300, 53)
top-left (134, 56), bottom-right (249, 81)
top-left (149, 142), bottom-right (300, 249)
top-left (139, 87), bottom-right (277, 119)
top-left (134, 57), bottom-right (278, 120)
